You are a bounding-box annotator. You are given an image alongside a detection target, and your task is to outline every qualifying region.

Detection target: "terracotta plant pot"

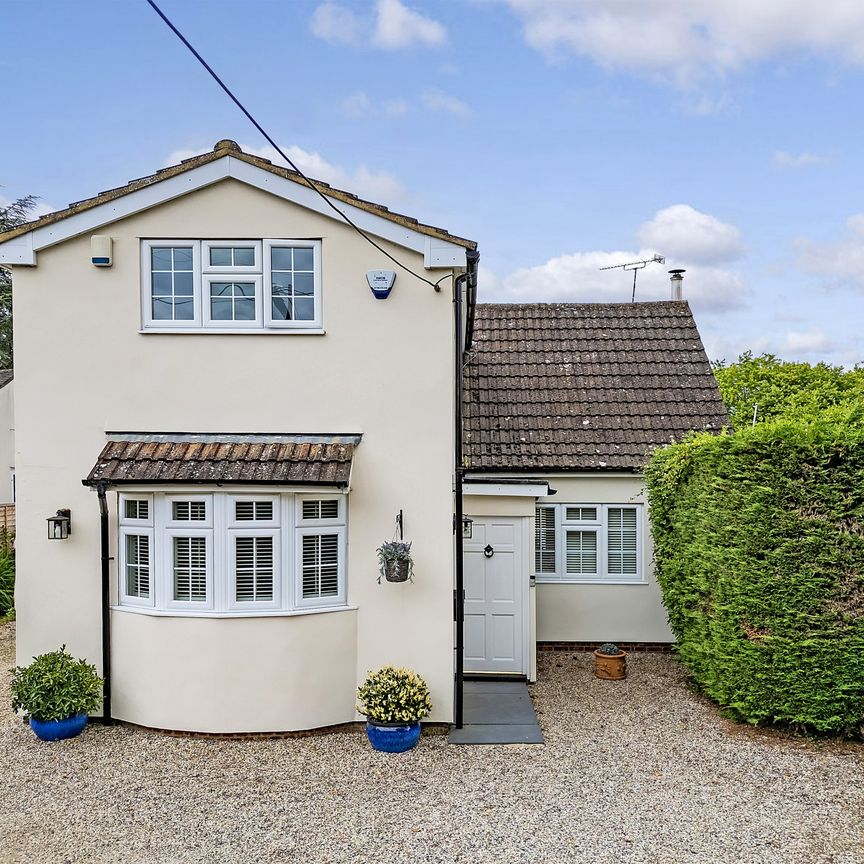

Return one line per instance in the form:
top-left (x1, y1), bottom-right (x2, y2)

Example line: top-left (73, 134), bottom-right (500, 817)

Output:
top-left (594, 649), bottom-right (627, 680)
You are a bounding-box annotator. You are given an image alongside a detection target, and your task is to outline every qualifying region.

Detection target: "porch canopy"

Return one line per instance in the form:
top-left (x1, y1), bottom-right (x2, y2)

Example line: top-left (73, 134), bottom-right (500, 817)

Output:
top-left (82, 433), bottom-right (360, 488)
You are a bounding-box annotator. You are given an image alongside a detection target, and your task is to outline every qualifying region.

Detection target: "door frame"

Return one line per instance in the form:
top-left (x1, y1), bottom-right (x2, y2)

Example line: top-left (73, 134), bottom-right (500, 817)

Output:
top-left (462, 514), bottom-right (532, 678)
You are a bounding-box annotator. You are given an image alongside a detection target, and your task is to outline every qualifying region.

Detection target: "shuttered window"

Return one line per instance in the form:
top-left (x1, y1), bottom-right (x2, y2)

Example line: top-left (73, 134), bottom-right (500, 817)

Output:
top-left (117, 492), bottom-right (346, 614)
top-left (235, 500), bottom-right (274, 521)
top-left (173, 536), bottom-right (208, 602)
top-left (302, 499), bottom-right (340, 521)
top-left (234, 536), bottom-right (275, 602)
top-left (301, 533), bottom-right (340, 600)
top-left (607, 507), bottom-right (638, 577)
top-left (172, 500), bottom-right (206, 521)
top-left (534, 503), bottom-right (643, 583)
top-left (124, 534), bottom-right (151, 598)
top-left (534, 506), bottom-right (557, 574)
top-left (565, 530), bottom-right (599, 576)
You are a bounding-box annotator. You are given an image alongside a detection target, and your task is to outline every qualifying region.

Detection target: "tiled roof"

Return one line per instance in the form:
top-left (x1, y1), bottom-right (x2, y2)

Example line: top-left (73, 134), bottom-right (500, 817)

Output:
top-left (83, 434), bottom-right (358, 487)
top-left (0, 140), bottom-right (476, 250)
top-left (463, 301), bottom-right (728, 472)
top-left (0, 370), bottom-right (11, 390)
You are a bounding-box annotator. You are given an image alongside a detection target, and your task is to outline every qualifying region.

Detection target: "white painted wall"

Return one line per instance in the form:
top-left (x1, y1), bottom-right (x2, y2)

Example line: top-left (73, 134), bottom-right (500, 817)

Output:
top-left (0, 380), bottom-right (14, 503)
top-left (11, 178), bottom-right (458, 731)
top-left (535, 475), bottom-right (674, 643)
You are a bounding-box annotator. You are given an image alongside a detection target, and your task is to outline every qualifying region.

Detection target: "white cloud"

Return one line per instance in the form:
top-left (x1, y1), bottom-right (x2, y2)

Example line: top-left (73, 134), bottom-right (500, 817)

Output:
top-left (494, 1), bottom-right (864, 88)
top-left (374, 0), bottom-right (446, 48)
top-left (773, 150), bottom-right (830, 167)
top-left (341, 90), bottom-right (372, 118)
top-left (637, 204), bottom-right (743, 264)
top-left (483, 248), bottom-right (748, 314)
top-left (310, 2), bottom-right (363, 44)
top-left (421, 88), bottom-right (473, 119)
top-left (163, 144), bottom-right (406, 205)
top-left (796, 214), bottom-right (864, 290)
top-left (782, 328), bottom-right (835, 355)
top-left (341, 91), bottom-right (410, 119)
top-left (310, 0), bottom-right (446, 49)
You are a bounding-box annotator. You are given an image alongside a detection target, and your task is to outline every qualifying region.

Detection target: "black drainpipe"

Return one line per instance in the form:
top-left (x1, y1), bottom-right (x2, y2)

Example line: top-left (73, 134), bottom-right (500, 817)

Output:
top-left (96, 482), bottom-right (113, 725)
top-left (454, 249), bottom-right (479, 729)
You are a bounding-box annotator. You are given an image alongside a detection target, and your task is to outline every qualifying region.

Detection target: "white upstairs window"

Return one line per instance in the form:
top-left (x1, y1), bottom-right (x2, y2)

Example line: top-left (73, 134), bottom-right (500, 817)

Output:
top-left (534, 503), bottom-right (643, 584)
top-left (141, 239), bottom-right (322, 332)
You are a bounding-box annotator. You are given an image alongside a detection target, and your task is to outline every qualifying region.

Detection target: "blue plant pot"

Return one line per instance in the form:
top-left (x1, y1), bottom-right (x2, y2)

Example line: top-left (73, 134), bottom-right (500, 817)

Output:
top-left (365, 720), bottom-right (421, 753)
top-left (29, 713), bottom-right (88, 742)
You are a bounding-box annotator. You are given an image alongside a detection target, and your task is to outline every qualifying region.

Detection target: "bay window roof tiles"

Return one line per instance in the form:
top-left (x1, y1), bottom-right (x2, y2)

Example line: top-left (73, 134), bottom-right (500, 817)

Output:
top-left (463, 301), bottom-right (729, 472)
top-left (84, 435), bottom-right (358, 487)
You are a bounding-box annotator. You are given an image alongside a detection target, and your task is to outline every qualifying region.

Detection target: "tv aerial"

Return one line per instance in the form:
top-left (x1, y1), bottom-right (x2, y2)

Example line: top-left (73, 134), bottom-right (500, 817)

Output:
top-left (599, 254), bottom-right (665, 302)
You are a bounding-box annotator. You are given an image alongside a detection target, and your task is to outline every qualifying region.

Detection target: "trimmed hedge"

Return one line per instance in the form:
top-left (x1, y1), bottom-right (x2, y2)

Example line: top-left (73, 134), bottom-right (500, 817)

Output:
top-left (645, 417), bottom-right (864, 735)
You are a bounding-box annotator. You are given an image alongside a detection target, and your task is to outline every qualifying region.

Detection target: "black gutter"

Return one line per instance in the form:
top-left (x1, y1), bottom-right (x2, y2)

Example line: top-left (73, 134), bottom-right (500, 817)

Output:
top-left (95, 482), bottom-right (113, 725)
top-left (454, 249), bottom-right (479, 730)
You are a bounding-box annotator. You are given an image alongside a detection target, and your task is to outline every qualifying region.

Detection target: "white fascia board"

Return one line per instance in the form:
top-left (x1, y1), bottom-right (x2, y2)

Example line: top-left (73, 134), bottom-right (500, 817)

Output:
top-left (0, 232), bottom-right (35, 265)
top-left (0, 157), bottom-right (468, 269)
top-left (462, 482), bottom-right (550, 498)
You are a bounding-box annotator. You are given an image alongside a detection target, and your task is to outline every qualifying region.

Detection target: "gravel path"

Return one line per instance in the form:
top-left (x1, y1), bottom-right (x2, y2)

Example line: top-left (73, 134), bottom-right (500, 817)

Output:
top-left (1, 622), bottom-right (862, 864)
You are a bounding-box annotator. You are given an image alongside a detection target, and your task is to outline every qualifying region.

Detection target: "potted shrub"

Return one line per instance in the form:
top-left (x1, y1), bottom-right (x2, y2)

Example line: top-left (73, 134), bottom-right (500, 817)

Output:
top-left (10, 646), bottom-right (103, 741)
top-left (357, 665), bottom-right (431, 752)
top-left (594, 642), bottom-right (627, 680)
top-left (377, 541), bottom-right (414, 583)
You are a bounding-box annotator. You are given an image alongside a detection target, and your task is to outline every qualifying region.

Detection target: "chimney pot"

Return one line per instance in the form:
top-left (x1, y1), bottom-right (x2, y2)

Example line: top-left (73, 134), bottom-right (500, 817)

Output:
top-left (669, 269), bottom-right (686, 300)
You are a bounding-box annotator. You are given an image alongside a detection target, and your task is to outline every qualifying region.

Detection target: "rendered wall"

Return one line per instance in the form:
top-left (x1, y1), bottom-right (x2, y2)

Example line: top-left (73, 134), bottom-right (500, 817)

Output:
top-left (535, 475), bottom-right (674, 643)
top-left (0, 381), bottom-right (14, 503)
top-left (12, 178), bottom-right (457, 730)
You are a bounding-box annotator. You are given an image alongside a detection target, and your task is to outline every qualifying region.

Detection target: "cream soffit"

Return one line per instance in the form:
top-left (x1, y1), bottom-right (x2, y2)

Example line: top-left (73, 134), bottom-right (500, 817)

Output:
top-left (0, 155), bottom-right (470, 269)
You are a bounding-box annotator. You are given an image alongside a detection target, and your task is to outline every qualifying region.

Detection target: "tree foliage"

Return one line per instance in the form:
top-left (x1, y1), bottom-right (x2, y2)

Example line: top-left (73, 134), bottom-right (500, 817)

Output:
top-left (713, 352), bottom-right (864, 429)
top-left (0, 194), bottom-right (40, 369)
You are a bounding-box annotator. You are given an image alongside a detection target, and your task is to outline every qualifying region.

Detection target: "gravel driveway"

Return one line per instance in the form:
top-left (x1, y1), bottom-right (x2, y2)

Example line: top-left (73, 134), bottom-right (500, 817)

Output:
top-left (1, 621), bottom-right (862, 864)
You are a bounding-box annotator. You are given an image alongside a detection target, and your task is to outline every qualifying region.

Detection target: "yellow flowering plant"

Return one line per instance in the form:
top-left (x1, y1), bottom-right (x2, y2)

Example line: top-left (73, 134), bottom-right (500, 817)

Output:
top-left (357, 666), bottom-right (432, 724)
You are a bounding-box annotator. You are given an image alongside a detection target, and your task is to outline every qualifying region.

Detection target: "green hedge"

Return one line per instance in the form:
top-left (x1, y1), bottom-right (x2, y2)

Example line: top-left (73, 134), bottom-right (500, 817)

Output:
top-left (645, 417), bottom-right (864, 735)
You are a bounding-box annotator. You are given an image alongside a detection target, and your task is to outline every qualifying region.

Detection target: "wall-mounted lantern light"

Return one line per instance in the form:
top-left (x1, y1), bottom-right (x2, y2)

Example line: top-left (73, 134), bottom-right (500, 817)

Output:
top-left (462, 515), bottom-right (474, 539)
top-left (47, 509), bottom-right (71, 540)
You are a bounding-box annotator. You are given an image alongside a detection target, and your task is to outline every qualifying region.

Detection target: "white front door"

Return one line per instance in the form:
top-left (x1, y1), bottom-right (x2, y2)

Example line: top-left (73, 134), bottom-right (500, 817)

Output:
top-left (463, 517), bottom-right (527, 675)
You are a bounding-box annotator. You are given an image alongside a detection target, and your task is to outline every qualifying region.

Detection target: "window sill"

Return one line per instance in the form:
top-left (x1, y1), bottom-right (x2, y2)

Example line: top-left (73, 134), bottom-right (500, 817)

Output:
top-left (534, 578), bottom-right (647, 586)
top-left (111, 604), bottom-right (356, 619)
top-left (138, 328), bottom-right (326, 335)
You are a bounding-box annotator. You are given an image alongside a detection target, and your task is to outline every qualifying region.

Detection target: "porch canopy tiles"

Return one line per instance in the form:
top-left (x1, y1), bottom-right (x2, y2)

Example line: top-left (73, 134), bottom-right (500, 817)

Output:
top-left (83, 433), bottom-right (360, 488)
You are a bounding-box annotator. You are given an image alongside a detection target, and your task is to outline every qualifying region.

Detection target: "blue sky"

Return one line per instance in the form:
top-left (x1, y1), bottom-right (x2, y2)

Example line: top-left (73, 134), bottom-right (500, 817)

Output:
top-left (4, 0), bottom-right (864, 366)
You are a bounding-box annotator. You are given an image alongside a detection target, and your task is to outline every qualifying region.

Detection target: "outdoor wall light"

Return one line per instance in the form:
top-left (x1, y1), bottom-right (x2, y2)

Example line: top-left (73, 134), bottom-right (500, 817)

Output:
top-left (47, 509), bottom-right (71, 540)
top-left (462, 515), bottom-right (474, 539)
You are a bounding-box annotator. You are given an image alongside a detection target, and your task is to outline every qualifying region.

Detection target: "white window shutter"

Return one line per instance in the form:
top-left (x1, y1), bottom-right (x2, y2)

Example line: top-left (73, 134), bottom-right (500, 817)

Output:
top-left (534, 506), bottom-right (557, 574)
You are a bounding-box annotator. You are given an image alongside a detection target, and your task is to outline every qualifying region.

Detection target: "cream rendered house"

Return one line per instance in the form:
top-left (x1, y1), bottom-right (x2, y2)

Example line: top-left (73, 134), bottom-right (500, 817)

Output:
top-left (0, 141), bottom-right (726, 733)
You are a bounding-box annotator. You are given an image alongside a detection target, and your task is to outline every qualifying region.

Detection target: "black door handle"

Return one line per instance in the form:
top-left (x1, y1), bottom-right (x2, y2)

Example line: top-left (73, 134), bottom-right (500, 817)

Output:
top-left (484, 544), bottom-right (494, 558)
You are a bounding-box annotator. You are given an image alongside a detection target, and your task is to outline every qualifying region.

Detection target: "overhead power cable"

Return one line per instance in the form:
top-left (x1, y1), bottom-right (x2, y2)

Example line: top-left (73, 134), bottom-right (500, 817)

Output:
top-left (145, 0), bottom-right (451, 291)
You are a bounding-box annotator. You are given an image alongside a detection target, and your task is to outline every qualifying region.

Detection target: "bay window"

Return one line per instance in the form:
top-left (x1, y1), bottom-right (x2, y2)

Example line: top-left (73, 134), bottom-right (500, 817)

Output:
top-left (117, 491), bottom-right (346, 614)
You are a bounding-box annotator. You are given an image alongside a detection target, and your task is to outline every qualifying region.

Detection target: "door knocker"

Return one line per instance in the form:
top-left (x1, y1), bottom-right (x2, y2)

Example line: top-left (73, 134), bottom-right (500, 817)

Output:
top-left (483, 544), bottom-right (494, 558)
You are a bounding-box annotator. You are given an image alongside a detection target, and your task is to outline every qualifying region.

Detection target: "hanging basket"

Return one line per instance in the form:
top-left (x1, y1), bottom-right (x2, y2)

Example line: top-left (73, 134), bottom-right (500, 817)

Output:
top-left (384, 559), bottom-right (411, 583)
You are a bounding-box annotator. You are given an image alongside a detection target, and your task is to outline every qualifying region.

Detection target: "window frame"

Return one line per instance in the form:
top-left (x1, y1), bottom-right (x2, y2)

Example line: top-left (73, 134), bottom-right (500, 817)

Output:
top-left (263, 239), bottom-right (323, 330)
top-left (115, 490), bottom-right (347, 615)
top-left (201, 240), bottom-right (262, 274)
top-left (118, 494), bottom-right (155, 608)
top-left (202, 274), bottom-right (263, 329)
top-left (140, 239), bottom-right (323, 333)
top-left (534, 503), bottom-right (644, 585)
top-left (141, 240), bottom-right (202, 329)
top-left (294, 525), bottom-right (347, 610)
